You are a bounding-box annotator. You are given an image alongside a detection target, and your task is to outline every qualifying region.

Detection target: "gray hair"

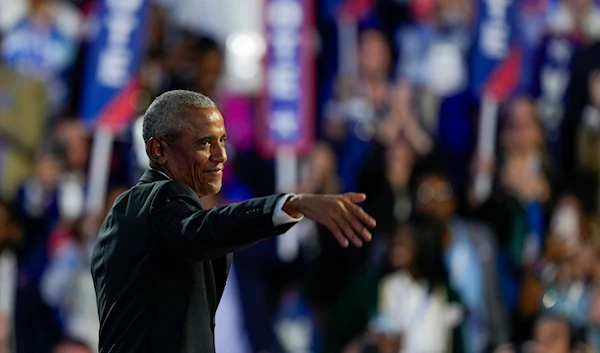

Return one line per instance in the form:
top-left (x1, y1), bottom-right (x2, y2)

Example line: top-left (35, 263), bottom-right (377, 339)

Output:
top-left (142, 90), bottom-right (217, 143)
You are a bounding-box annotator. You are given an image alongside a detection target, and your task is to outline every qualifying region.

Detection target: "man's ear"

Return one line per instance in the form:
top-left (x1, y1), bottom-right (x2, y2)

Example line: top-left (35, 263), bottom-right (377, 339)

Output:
top-left (146, 138), bottom-right (167, 165)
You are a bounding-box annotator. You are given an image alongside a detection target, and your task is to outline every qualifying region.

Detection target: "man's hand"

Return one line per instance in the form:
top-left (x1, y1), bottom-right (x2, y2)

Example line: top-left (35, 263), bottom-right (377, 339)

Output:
top-left (283, 193), bottom-right (376, 248)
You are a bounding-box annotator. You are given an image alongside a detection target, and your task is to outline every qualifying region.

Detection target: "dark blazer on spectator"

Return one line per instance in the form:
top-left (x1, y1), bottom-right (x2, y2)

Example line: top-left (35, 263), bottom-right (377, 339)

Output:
top-left (91, 169), bottom-right (294, 353)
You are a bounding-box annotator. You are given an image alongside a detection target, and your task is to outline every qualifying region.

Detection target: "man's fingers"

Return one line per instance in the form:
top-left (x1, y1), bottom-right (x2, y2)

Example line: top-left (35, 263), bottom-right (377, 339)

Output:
top-left (341, 206), bottom-right (372, 242)
top-left (334, 212), bottom-right (363, 248)
top-left (324, 218), bottom-right (349, 248)
top-left (344, 192), bottom-right (366, 203)
top-left (348, 202), bottom-right (377, 228)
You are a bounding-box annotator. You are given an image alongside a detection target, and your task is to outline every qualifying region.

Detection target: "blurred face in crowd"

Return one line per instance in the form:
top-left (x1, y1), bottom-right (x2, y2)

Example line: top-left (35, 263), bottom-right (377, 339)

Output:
top-left (358, 30), bottom-right (391, 80)
top-left (502, 98), bottom-right (543, 156)
top-left (196, 49), bottom-right (224, 96)
top-left (389, 225), bottom-right (416, 270)
top-left (57, 121), bottom-right (89, 172)
top-left (310, 144), bottom-right (337, 181)
top-left (415, 174), bottom-right (455, 221)
top-left (35, 154), bottom-right (63, 190)
top-left (152, 108), bottom-right (228, 197)
top-left (533, 317), bottom-right (570, 353)
top-left (306, 143), bottom-right (338, 191)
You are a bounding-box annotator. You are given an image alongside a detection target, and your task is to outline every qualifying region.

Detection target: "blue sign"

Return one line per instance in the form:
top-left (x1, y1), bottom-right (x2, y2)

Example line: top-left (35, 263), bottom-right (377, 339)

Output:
top-left (470, 0), bottom-right (519, 97)
top-left (535, 34), bottom-right (580, 139)
top-left (2, 18), bottom-right (76, 79)
top-left (2, 16), bottom-right (79, 113)
top-left (536, 34), bottom-right (579, 100)
top-left (260, 0), bottom-right (315, 158)
top-left (79, 0), bottom-right (148, 131)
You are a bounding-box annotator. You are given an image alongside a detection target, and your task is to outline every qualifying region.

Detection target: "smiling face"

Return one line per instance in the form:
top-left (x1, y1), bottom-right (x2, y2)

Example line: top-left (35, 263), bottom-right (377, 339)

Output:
top-left (151, 108), bottom-right (228, 197)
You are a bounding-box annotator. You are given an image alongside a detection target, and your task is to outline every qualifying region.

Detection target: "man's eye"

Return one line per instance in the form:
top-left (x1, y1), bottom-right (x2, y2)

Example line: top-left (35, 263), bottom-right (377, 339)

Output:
top-left (200, 141), bottom-right (211, 146)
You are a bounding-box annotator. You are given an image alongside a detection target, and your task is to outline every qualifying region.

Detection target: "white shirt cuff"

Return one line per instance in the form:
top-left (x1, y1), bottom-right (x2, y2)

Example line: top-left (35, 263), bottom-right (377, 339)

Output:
top-left (272, 194), bottom-right (304, 226)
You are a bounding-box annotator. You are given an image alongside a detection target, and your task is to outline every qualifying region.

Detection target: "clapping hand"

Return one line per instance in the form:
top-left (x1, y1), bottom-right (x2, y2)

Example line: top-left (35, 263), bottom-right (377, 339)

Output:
top-left (282, 193), bottom-right (376, 248)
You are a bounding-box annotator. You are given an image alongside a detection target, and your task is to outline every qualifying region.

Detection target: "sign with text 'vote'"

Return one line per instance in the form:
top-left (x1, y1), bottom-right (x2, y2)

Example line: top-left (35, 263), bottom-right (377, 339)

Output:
top-left (471, 0), bottom-right (522, 100)
top-left (79, 0), bottom-right (148, 134)
top-left (259, 0), bottom-right (315, 159)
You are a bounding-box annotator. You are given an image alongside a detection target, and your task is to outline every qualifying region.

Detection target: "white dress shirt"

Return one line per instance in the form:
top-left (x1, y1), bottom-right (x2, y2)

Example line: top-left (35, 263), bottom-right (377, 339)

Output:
top-left (272, 194), bottom-right (304, 225)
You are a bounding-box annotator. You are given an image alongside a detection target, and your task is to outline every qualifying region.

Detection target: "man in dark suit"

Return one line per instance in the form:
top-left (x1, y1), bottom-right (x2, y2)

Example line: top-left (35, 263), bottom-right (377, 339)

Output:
top-left (91, 90), bottom-right (376, 353)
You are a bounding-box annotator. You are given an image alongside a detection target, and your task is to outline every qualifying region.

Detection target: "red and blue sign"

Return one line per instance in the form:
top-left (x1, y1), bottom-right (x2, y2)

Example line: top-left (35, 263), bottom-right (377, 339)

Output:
top-left (79, 0), bottom-right (148, 134)
top-left (471, 0), bottom-right (522, 100)
top-left (258, 0), bottom-right (315, 158)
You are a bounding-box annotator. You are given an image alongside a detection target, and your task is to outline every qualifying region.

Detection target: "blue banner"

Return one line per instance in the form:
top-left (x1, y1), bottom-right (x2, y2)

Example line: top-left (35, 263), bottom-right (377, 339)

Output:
top-left (470, 0), bottom-right (520, 98)
top-left (535, 33), bottom-right (580, 150)
top-left (535, 34), bottom-right (579, 101)
top-left (259, 0), bottom-right (315, 158)
top-left (79, 0), bottom-right (148, 132)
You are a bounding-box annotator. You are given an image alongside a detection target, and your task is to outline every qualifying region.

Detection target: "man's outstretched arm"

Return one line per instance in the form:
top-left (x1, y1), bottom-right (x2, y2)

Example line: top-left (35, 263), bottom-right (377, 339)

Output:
top-left (151, 182), bottom-right (375, 261)
top-left (151, 182), bottom-right (299, 261)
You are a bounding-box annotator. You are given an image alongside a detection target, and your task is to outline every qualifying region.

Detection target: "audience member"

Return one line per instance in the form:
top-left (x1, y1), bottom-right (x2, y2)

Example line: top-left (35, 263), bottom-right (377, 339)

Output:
top-left (367, 220), bottom-right (465, 353)
top-left (471, 96), bottom-right (562, 343)
top-left (324, 29), bottom-right (396, 192)
top-left (413, 163), bottom-right (511, 352)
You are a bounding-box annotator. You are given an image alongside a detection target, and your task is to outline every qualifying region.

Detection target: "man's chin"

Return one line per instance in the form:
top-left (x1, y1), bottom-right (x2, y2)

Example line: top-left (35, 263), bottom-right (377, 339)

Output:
top-left (205, 180), bottom-right (223, 195)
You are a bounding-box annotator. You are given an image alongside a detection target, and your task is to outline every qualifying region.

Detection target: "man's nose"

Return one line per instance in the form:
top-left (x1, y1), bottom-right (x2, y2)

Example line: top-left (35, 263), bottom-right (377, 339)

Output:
top-left (211, 144), bottom-right (227, 163)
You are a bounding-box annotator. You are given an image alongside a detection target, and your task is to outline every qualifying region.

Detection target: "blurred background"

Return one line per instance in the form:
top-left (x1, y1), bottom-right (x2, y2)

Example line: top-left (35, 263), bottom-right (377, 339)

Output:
top-left (2, 0), bottom-right (600, 352)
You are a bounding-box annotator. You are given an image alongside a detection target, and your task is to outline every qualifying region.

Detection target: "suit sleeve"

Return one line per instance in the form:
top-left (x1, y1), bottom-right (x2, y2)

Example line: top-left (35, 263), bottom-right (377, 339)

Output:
top-left (150, 181), bottom-right (297, 261)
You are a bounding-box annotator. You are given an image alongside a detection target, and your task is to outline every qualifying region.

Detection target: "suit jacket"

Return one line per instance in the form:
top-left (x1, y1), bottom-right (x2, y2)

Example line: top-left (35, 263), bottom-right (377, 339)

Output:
top-left (91, 170), bottom-right (295, 353)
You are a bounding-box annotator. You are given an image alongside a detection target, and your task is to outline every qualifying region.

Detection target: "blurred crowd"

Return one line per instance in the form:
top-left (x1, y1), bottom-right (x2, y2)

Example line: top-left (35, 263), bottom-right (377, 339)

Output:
top-left (2, 0), bottom-right (600, 353)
